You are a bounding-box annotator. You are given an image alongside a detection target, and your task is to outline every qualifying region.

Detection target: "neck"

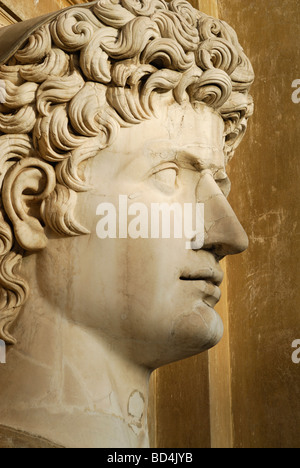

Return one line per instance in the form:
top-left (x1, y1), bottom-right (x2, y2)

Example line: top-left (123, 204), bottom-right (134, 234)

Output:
top-left (0, 265), bottom-right (151, 448)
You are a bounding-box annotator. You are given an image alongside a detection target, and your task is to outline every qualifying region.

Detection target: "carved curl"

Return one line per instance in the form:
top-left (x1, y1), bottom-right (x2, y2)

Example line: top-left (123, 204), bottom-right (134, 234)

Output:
top-left (0, 0), bottom-right (254, 343)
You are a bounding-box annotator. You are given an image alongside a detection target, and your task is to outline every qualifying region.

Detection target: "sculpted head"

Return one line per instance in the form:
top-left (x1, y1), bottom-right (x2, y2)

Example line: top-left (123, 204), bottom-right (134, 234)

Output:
top-left (0, 0), bottom-right (253, 368)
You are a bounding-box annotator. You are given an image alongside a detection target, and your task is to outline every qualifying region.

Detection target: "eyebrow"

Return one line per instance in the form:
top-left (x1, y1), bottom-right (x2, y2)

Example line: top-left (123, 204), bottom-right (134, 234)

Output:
top-left (147, 139), bottom-right (222, 157)
top-left (146, 139), bottom-right (227, 176)
top-left (169, 145), bottom-right (227, 176)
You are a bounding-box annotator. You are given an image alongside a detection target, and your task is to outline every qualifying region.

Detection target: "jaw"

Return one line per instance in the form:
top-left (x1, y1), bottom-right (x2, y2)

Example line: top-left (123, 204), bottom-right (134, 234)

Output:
top-left (118, 303), bottom-right (224, 369)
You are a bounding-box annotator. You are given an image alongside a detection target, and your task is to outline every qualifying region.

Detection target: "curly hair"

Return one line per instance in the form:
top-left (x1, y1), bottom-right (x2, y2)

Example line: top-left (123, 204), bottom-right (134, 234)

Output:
top-left (0, 0), bottom-right (254, 344)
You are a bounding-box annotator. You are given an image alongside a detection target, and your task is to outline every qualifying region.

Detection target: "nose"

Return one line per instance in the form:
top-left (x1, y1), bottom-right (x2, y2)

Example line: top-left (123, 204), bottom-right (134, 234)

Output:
top-left (195, 170), bottom-right (249, 258)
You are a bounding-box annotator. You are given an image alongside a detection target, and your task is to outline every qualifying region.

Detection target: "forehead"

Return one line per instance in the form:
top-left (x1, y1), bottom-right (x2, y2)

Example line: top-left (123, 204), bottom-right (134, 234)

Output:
top-left (111, 100), bottom-right (225, 171)
top-left (144, 101), bottom-right (225, 169)
top-left (89, 100), bottom-right (226, 189)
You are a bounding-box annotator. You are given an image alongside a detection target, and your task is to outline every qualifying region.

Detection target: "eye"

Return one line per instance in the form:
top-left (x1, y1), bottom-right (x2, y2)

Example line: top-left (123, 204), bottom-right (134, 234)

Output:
top-left (151, 163), bottom-right (179, 194)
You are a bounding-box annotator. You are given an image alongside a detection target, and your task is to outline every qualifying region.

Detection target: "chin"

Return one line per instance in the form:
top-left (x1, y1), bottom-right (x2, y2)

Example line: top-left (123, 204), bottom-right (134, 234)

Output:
top-left (170, 303), bottom-right (224, 358)
top-left (138, 302), bottom-right (224, 369)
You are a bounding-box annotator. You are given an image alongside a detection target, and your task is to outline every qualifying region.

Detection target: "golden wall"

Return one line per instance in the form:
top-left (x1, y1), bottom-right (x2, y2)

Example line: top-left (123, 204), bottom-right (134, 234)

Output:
top-left (218, 0), bottom-right (300, 448)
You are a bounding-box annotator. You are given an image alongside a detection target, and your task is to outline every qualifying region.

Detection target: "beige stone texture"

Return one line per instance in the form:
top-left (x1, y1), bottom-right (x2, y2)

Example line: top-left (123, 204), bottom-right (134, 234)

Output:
top-left (0, 425), bottom-right (63, 448)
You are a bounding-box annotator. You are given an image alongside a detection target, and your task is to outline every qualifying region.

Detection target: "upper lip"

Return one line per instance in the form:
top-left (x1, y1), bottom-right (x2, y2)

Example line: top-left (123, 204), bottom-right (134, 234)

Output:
top-left (180, 267), bottom-right (224, 286)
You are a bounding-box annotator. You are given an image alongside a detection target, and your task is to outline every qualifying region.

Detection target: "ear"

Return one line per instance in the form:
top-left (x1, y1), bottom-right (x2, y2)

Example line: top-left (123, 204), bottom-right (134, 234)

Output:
top-left (2, 158), bottom-right (56, 251)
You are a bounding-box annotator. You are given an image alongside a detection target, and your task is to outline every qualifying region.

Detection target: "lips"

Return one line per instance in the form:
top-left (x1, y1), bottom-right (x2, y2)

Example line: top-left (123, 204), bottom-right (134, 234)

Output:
top-left (180, 266), bottom-right (224, 286)
top-left (180, 266), bottom-right (224, 308)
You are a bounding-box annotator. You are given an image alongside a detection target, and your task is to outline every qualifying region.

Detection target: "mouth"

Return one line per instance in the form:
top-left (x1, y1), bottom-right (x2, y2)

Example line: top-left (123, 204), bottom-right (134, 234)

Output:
top-left (180, 267), bottom-right (224, 308)
top-left (180, 266), bottom-right (224, 286)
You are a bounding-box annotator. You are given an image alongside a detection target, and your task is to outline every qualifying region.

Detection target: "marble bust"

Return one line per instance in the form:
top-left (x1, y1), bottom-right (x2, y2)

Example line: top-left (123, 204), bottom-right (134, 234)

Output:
top-left (0, 0), bottom-right (254, 448)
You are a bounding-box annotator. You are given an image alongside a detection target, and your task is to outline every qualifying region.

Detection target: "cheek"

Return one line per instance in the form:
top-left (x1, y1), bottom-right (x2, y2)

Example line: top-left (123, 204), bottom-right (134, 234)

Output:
top-left (69, 237), bottom-right (128, 330)
top-left (118, 237), bottom-right (185, 335)
top-left (62, 235), bottom-right (182, 331)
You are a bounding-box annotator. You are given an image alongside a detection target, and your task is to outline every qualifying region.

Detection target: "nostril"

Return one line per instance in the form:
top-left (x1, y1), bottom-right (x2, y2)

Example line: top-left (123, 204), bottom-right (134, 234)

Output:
top-left (203, 215), bottom-right (249, 257)
top-left (206, 247), bottom-right (226, 262)
top-left (214, 242), bottom-right (247, 258)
